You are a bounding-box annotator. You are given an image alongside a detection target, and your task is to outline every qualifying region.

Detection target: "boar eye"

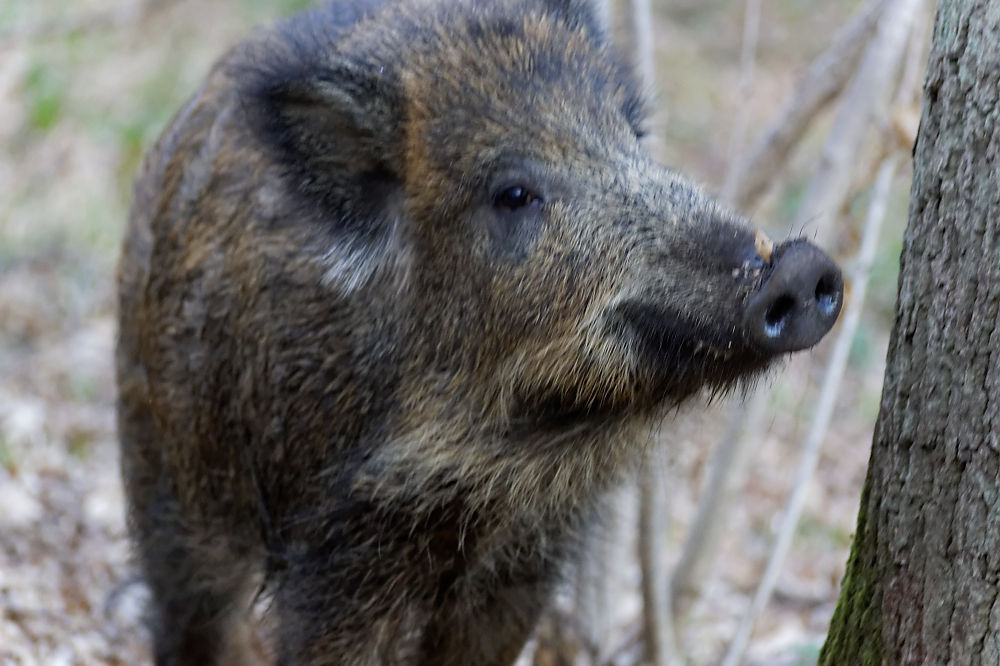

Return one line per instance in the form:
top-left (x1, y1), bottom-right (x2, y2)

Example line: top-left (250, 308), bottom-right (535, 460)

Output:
top-left (494, 186), bottom-right (542, 211)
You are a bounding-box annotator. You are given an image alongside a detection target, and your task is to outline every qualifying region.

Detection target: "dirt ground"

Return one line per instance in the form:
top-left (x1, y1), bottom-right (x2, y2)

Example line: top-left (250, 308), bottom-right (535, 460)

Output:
top-left (0, 0), bottom-right (913, 664)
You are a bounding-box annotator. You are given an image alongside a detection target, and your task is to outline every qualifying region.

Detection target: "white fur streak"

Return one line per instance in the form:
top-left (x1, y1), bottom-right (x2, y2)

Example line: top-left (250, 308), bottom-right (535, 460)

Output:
top-left (320, 219), bottom-right (411, 294)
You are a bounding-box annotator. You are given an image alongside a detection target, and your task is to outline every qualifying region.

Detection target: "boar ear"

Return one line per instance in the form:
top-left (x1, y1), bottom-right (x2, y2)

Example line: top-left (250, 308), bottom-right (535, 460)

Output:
top-left (239, 56), bottom-right (403, 208)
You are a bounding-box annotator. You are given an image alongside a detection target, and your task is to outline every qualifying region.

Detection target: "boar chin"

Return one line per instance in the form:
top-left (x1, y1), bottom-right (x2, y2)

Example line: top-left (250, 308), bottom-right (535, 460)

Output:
top-left (611, 300), bottom-right (773, 404)
top-left (503, 300), bottom-right (773, 432)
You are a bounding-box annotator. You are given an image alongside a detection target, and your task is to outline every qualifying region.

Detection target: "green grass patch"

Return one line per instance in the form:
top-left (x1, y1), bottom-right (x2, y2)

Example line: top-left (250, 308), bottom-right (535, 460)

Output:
top-left (22, 61), bottom-right (68, 131)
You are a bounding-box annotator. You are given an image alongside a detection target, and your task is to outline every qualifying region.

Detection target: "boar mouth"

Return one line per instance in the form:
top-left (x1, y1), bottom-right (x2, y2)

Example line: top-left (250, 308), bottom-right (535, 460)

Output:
top-left (612, 300), bottom-right (772, 400)
top-left (506, 301), bottom-right (773, 433)
top-left (508, 392), bottom-right (624, 436)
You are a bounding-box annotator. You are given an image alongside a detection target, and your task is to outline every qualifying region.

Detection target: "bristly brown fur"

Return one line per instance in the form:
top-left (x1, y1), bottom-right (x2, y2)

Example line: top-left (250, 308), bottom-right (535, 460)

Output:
top-left (116, 1), bottom-right (824, 664)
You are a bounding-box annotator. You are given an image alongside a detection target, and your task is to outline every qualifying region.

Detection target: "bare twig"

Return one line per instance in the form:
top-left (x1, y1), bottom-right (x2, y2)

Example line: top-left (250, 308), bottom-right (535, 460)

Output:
top-left (722, 0), bottom-right (890, 208)
top-left (889, 6), bottom-right (930, 151)
top-left (625, 0), bottom-right (655, 98)
top-left (668, 390), bottom-right (770, 625)
top-left (626, 0), bottom-right (663, 158)
top-left (574, 517), bottom-right (615, 663)
top-left (622, 0), bottom-right (680, 663)
top-left (638, 448), bottom-right (679, 666)
top-left (795, 0), bottom-right (920, 246)
top-left (721, 0), bottom-right (762, 198)
top-left (667, 2), bottom-right (760, 626)
top-left (592, 0), bottom-right (616, 36)
top-left (897, 7), bottom-right (929, 113)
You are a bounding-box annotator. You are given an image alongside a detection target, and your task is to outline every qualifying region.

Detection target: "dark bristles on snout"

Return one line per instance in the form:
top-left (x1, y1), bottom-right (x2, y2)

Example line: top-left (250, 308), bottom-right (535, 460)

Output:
top-left (744, 240), bottom-right (844, 353)
top-left (610, 300), bottom-right (772, 402)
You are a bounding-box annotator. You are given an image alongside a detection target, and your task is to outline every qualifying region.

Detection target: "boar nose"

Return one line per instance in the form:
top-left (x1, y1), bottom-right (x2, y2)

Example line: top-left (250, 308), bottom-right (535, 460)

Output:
top-left (744, 241), bottom-right (843, 353)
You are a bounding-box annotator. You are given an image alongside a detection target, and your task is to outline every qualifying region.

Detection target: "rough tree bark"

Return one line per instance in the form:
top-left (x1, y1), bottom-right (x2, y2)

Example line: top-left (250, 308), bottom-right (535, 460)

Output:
top-left (820, 2), bottom-right (1000, 664)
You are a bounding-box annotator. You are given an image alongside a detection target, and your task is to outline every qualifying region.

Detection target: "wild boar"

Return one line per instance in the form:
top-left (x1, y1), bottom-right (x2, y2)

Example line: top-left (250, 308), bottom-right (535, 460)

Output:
top-left (116, 0), bottom-right (843, 664)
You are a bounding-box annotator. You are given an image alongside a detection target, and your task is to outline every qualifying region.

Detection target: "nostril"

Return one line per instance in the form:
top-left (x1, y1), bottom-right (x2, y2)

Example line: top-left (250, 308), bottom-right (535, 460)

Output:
top-left (744, 240), bottom-right (843, 353)
top-left (815, 272), bottom-right (840, 317)
top-left (764, 294), bottom-right (796, 338)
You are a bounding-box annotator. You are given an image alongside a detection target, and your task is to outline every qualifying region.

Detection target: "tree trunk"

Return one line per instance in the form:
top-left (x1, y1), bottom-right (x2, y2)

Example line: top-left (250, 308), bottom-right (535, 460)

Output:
top-left (820, 2), bottom-right (1000, 664)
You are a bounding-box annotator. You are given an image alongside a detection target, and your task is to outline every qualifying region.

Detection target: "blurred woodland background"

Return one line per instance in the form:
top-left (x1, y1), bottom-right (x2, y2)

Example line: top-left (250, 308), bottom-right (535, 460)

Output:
top-left (0, 0), bottom-right (928, 664)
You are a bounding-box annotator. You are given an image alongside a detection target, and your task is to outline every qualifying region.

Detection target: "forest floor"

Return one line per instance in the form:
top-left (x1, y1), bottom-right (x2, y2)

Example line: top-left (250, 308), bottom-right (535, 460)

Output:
top-left (1, 0), bottom-right (909, 664)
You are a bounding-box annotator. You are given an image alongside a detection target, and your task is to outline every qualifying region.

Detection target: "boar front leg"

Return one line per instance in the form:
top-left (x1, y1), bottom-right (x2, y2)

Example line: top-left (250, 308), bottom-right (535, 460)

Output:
top-left (417, 582), bottom-right (549, 666)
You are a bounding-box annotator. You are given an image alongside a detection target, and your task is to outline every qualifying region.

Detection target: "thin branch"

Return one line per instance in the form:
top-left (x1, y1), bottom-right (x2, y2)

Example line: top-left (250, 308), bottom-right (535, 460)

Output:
top-left (795, 0), bottom-right (920, 246)
top-left (667, 2), bottom-right (760, 626)
top-left (638, 448), bottom-right (679, 666)
top-left (574, 519), bottom-right (615, 663)
top-left (592, 0), bottom-right (616, 36)
top-left (627, 0), bottom-right (663, 158)
top-left (897, 6), bottom-right (929, 108)
top-left (668, 390), bottom-right (770, 625)
top-left (626, 0), bottom-right (656, 96)
top-left (889, 5), bottom-right (930, 151)
top-left (723, 0), bottom-right (889, 208)
top-left (626, 0), bottom-right (677, 662)
top-left (721, 0), bottom-right (762, 198)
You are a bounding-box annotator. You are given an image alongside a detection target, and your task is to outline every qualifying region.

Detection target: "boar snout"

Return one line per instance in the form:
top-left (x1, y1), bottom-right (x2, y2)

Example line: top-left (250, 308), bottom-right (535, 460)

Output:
top-left (745, 240), bottom-right (843, 353)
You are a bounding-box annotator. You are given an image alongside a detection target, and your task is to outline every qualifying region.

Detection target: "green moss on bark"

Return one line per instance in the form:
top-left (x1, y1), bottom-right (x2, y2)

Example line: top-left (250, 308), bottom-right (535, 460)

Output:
top-left (819, 479), bottom-right (883, 665)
